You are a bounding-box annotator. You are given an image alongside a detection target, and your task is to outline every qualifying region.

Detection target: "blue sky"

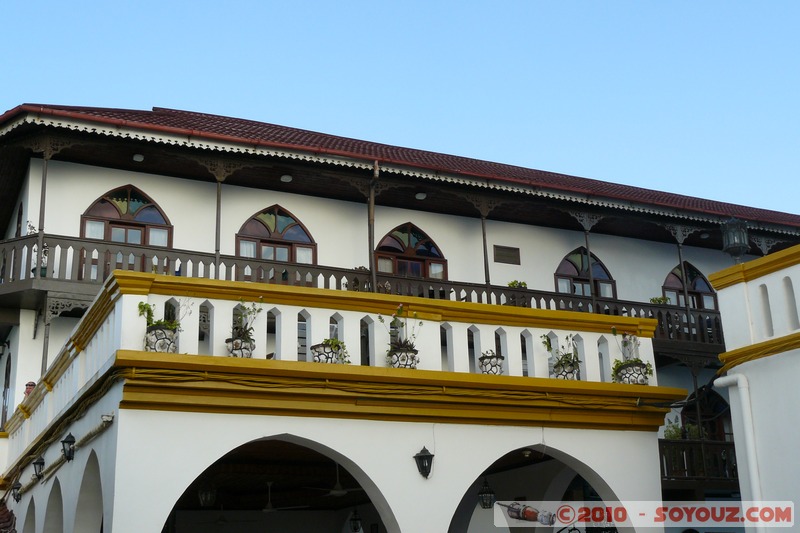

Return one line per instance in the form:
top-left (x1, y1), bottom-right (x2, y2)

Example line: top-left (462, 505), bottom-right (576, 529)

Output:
top-left (2, 1), bottom-right (798, 214)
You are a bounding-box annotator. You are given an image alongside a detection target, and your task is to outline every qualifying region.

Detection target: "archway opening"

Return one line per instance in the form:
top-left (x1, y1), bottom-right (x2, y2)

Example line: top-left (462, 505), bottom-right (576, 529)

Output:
top-left (450, 447), bottom-right (624, 533)
top-left (164, 439), bottom-right (383, 533)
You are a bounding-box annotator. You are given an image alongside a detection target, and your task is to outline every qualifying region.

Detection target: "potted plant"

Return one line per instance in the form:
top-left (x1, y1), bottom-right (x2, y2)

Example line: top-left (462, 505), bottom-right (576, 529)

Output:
top-left (27, 221), bottom-right (48, 277)
top-left (309, 338), bottom-right (350, 364)
top-left (506, 280), bottom-right (527, 306)
top-left (478, 349), bottom-right (504, 375)
top-left (379, 304), bottom-right (423, 369)
top-left (611, 327), bottom-right (653, 384)
top-left (138, 301), bottom-right (181, 353)
top-left (541, 334), bottom-right (581, 380)
top-left (649, 296), bottom-right (671, 305)
top-left (663, 417), bottom-right (705, 440)
top-left (226, 299), bottom-right (262, 358)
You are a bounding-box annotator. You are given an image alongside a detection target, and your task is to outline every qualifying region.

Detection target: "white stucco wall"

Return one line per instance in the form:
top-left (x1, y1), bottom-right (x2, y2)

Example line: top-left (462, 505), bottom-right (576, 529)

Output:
top-left (723, 352), bottom-right (800, 506)
top-left (25, 159), bottom-right (736, 299)
top-left (80, 409), bottom-right (664, 533)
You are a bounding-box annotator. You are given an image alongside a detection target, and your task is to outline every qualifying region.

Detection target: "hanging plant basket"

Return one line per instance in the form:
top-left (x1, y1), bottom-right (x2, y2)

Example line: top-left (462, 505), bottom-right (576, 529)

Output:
top-left (613, 360), bottom-right (651, 385)
top-left (144, 326), bottom-right (178, 353)
top-left (226, 337), bottom-right (255, 358)
top-left (388, 348), bottom-right (419, 369)
top-left (479, 353), bottom-right (505, 375)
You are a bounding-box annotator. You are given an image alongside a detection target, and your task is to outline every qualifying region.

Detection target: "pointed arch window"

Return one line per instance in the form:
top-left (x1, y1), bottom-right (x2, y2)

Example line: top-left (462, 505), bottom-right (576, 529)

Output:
top-left (375, 222), bottom-right (447, 279)
top-left (81, 185), bottom-right (172, 247)
top-left (236, 205), bottom-right (316, 264)
top-left (555, 247), bottom-right (616, 298)
top-left (662, 262), bottom-right (717, 310)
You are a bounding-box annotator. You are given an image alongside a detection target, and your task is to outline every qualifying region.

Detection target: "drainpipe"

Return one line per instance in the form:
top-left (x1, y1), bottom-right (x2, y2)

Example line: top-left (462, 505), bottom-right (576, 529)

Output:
top-left (714, 374), bottom-right (764, 532)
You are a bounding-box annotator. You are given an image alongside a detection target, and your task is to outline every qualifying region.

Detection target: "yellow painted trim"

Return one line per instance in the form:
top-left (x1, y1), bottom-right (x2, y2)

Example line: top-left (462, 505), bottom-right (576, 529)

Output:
top-left (110, 271), bottom-right (657, 336)
top-left (0, 432), bottom-right (8, 439)
top-left (709, 244), bottom-right (800, 290)
top-left (718, 331), bottom-right (800, 374)
top-left (115, 350), bottom-right (685, 432)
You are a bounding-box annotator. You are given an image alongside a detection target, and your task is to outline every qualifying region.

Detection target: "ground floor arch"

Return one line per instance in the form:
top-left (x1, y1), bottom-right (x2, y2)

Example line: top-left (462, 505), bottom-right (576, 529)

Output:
top-left (106, 410), bottom-right (660, 532)
top-left (449, 444), bottom-right (636, 532)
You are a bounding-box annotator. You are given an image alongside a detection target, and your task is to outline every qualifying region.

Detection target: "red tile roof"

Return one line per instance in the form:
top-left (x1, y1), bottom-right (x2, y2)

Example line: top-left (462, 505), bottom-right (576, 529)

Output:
top-left (3, 103), bottom-right (799, 228)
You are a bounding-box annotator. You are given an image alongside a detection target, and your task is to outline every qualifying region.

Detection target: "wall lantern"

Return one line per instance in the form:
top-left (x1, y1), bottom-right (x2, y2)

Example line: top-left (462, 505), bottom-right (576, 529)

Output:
top-left (413, 446), bottom-right (434, 478)
top-left (721, 217), bottom-right (749, 262)
top-left (349, 509), bottom-right (362, 532)
top-left (11, 481), bottom-right (21, 503)
top-left (61, 433), bottom-right (76, 462)
top-left (477, 478), bottom-right (496, 509)
top-left (33, 456), bottom-right (45, 480)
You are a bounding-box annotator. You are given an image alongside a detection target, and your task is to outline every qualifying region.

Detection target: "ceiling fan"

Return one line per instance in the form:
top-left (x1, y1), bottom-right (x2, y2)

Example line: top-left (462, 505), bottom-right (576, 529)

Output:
top-left (263, 481), bottom-right (309, 513)
top-left (305, 462), bottom-right (365, 497)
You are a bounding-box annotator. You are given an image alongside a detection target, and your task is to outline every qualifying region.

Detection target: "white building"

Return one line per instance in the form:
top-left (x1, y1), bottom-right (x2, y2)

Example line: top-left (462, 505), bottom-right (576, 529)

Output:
top-left (710, 244), bottom-right (800, 527)
top-left (0, 104), bottom-right (798, 532)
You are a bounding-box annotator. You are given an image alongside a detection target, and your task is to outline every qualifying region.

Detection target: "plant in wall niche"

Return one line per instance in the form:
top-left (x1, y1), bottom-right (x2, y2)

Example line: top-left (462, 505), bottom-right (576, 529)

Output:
top-left (611, 327), bottom-right (653, 385)
top-left (478, 349), bottom-right (505, 375)
top-left (138, 301), bottom-right (182, 331)
top-left (226, 299), bottom-right (263, 358)
top-left (378, 304), bottom-right (423, 369)
top-left (541, 334), bottom-right (581, 380)
top-left (310, 338), bottom-right (351, 364)
top-left (138, 301), bottom-right (184, 353)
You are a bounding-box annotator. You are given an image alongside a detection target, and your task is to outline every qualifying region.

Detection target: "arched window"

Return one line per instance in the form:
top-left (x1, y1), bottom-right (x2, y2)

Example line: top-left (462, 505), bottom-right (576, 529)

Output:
top-left (81, 185), bottom-right (172, 247)
top-left (236, 205), bottom-right (316, 264)
top-left (375, 223), bottom-right (447, 279)
top-left (662, 262), bottom-right (717, 310)
top-left (555, 247), bottom-right (616, 298)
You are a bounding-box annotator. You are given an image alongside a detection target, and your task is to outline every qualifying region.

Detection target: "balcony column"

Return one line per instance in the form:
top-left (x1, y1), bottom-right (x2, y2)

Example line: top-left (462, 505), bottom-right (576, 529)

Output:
top-left (665, 223), bottom-right (703, 316)
top-left (369, 161), bottom-right (378, 292)
top-left (22, 137), bottom-right (77, 374)
top-left (458, 195), bottom-right (500, 289)
top-left (215, 180), bottom-right (222, 273)
top-left (567, 210), bottom-right (604, 312)
top-left (192, 156), bottom-right (250, 279)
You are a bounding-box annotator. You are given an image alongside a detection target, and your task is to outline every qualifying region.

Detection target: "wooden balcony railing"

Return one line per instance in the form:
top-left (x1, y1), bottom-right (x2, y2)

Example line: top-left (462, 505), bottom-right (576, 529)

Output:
top-left (659, 439), bottom-right (738, 483)
top-left (0, 234), bottom-right (723, 347)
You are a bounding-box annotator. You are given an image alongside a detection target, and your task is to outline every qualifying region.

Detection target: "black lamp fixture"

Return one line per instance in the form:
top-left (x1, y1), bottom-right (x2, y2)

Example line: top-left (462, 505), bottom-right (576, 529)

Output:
top-left (61, 433), bottom-right (76, 462)
top-left (11, 481), bottom-right (21, 503)
top-left (477, 478), bottom-right (496, 509)
top-left (349, 508), bottom-right (362, 532)
top-left (33, 456), bottom-right (45, 480)
top-left (413, 446), bottom-right (434, 478)
top-left (721, 217), bottom-right (750, 262)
